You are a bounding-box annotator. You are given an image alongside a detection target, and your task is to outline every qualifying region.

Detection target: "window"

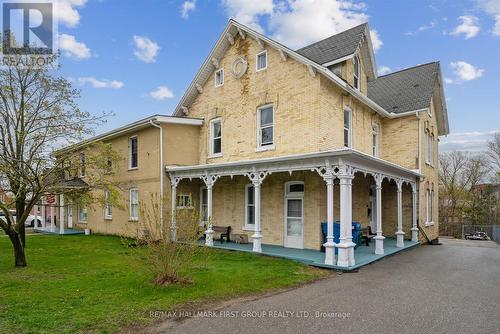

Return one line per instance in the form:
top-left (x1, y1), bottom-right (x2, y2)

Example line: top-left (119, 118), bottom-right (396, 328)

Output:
top-left (64, 160), bottom-right (72, 180)
top-left (104, 190), bottom-right (112, 219)
top-left (372, 124), bottom-right (379, 157)
top-left (257, 105), bottom-right (274, 149)
top-left (286, 182), bottom-right (305, 196)
top-left (78, 206), bottom-right (87, 223)
top-left (129, 136), bottom-right (138, 169)
top-left (129, 188), bottom-right (139, 221)
top-left (200, 187), bottom-right (208, 222)
top-left (244, 184), bottom-right (255, 229)
top-left (79, 153), bottom-right (85, 177)
top-left (215, 68), bottom-right (224, 87)
top-left (209, 118), bottom-right (222, 156)
top-left (425, 130), bottom-right (434, 166)
top-left (176, 194), bottom-right (192, 208)
top-left (430, 190), bottom-right (434, 223)
top-left (344, 108), bottom-right (352, 148)
top-left (328, 64), bottom-right (342, 77)
top-left (353, 55), bottom-right (360, 90)
top-left (256, 50), bottom-right (267, 71)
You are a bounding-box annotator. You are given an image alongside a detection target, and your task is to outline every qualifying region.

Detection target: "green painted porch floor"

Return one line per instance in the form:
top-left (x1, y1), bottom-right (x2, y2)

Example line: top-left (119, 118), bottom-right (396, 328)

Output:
top-left (203, 238), bottom-right (419, 271)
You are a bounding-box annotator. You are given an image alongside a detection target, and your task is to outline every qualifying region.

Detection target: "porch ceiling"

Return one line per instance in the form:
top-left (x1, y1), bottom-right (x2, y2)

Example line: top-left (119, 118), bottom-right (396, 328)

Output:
top-left (166, 148), bottom-right (421, 183)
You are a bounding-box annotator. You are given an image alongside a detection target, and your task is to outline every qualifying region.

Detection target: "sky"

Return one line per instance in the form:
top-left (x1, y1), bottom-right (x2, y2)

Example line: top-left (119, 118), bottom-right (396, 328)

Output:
top-left (20, 0), bottom-right (500, 151)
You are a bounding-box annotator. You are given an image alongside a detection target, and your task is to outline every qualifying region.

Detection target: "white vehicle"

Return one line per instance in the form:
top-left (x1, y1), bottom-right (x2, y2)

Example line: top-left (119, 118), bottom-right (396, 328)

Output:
top-left (0, 210), bottom-right (41, 227)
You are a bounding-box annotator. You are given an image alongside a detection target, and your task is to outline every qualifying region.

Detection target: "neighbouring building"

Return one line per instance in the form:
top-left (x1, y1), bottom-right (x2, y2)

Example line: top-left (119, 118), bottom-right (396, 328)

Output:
top-left (47, 20), bottom-right (449, 268)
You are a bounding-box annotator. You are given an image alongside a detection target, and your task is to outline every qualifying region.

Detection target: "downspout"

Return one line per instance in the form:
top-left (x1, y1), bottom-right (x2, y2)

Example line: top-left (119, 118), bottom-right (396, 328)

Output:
top-left (150, 120), bottom-right (164, 234)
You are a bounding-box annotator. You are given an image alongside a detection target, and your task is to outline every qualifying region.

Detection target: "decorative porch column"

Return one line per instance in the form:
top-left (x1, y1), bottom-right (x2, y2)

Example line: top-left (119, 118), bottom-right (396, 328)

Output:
top-left (34, 205), bottom-right (38, 229)
top-left (170, 177), bottom-right (181, 241)
top-left (411, 183), bottom-right (419, 242)
top-left (50, 204), bottom-right (55, 232)
top-left (395, 180), bottom-right (405, 248)
top-left (246, 170), bottom-right (269, 253)
top-left (41, 197), bottom-right (46, 230)
top-left (202, 174), bottom-right (219, 247)
top-left (337, 166), bottom-right (356, 267)
top-left (59, 194), bottom-right (65, 235)
top-left (374, 174), bottom-right (385, 255)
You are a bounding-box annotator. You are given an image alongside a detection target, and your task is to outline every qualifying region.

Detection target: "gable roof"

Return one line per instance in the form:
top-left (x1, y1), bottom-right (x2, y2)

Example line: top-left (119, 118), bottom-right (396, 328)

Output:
top-left (296, 23), bottom-right (377, 80)
top-left (367, 62), bottom-right (449, 135)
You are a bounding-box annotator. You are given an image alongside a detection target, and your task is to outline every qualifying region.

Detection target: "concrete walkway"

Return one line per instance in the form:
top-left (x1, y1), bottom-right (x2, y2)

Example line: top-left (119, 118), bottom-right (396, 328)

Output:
top-left (156, 239), bottom-right (500, 334)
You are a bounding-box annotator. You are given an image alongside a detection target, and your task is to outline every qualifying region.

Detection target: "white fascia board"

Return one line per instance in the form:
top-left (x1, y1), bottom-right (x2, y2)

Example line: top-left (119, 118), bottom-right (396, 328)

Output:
top-left (322, 54), bottom-right (354, 67)
top-left (155, 116), bottom-right (203, 126)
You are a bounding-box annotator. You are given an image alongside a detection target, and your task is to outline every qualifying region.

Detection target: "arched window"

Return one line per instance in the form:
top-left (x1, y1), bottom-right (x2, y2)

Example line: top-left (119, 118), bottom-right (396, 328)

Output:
top-left (344, 108), bottom-right (352, 148)
top-left (372, 124), bottom-right (379, 157)
top-left (353, 56), bottom-right (360, 90)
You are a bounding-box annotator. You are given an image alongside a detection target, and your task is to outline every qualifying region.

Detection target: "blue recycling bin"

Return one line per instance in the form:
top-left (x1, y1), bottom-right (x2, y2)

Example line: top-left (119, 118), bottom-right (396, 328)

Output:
top-left (321, 221), bottom-right (362, 254)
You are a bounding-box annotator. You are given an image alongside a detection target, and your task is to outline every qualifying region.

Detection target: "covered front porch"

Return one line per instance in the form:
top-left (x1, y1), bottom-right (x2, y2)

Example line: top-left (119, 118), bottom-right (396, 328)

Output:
top-left (202, 238), bottom-right (419, 270)
top-left (168, 149), bottom-right (422, 269)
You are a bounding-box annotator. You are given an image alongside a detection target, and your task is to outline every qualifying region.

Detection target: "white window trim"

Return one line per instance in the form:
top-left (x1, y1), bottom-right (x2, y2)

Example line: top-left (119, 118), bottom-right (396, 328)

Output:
top-left (285, 181), bottom-right (305, 197)
top-left (209, 118), bottom-right (223, 158)
top-left (372, 124), bottom-right (379, 157)
top-left (104, 190), bottom-right (112, 220)
top-left (128, 136), bottom-right (138, 170)
top-left (353, 55), bottom-right (361, 90)
top-left (200, 187), bottom-right (208, 224)
top-left (176, 194), bottom-right (193, 209)
top-left (243, 184), bottom-right (255, 231)
top-left (256, 50), bottom-right (268, 72)
top-left (79, 153), bottom-right (85, 178)
top-left (129, 188), bottom-right (139, 221)
top-left (214, 68), bottom-right (224, 87)
top-left (256, 104), bottom-right (275, 150)
top-left (78, 206), bottom-right (87, 224)
top-left (344, 107), bottom-right (352, 148)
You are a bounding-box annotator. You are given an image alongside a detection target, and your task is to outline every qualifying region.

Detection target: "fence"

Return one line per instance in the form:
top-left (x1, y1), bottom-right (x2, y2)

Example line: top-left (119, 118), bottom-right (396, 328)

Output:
top-left (440, 223), bottom-right (500, 243)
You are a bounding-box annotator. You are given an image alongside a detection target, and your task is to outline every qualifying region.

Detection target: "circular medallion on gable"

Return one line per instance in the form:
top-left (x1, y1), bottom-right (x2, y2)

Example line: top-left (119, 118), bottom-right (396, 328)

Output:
top-left (231, 57), bottom-right (248, 79)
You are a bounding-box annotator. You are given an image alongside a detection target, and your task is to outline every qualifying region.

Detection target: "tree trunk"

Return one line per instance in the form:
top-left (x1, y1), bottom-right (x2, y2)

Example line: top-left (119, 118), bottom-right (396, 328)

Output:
top-left (8, 230), bottom-right (27, 267)
top-left (17, 199), bottom-right (26, 247)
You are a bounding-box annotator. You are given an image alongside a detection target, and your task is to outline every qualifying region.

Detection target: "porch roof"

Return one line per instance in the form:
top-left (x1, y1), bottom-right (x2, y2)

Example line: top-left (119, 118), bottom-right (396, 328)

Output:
top-left (166, 148), bottom-right (422, 183)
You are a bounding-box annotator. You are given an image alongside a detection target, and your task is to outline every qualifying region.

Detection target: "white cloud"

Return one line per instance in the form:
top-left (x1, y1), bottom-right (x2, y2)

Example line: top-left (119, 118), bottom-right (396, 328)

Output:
top-left (181, 0), bottom-right (197, 19)
top-left (54, 0), bottom-right (87, 28)
top-left (221, 0), bottom-right (274, 33)
top-left (450, 61), bottom-right (484, 81)
top-left (477, 0), bottom-right (500, 35)
top-left (451, 15), bottom-right (480, 39)
top-left (149, 86), bottom-right (174, 100)
top-left (440, 130), bottom-right (500, 152)
top-left (444, 77), bottom-right (454, 84)
top-left (406, 20), bottom-right (437, 35)
top-left (369, 29), bottom-right (383, 52)
top-left (494, 15), bottom-right (500, 35)
top-left (133, 35), bottom-right (160, 63)
top-left (377, 66), bottom-right (391, 75)
top-left (77, 77), bottom-right (124, 89)
top-left (58, 34), bottom-right (91, 60)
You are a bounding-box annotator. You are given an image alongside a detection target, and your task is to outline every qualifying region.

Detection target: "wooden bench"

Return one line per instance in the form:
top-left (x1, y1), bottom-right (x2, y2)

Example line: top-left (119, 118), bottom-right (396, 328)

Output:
top-left (360, 226), bottom-right (376, 246)
top-left (211, 226), bottom-right (231, 243)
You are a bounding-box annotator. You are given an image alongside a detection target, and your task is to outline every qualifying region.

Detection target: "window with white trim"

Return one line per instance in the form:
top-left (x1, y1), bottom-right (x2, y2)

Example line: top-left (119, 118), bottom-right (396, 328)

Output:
top-left (129, 188), bottom-right (139, 221)
top-left (215, 68), bottom-right (224, 87)
top-left (372, 124), bottom-right (379, 157)
top-left (425, 130), bottom-right (434, 166)
top-left (200, 187), bottom-right (208, 222)
top-left (129, 136), bottom-right (138, 169)
top-left (209, 118), bottom-right (222, 156)
top-left (244, 184), bottom-right (255, 229)
top-left (430, 189), bottom-right (434, 222)
top-left (256, 50), bottom-right (267, 71)
top-left (176, 194), bottom-right (192, 209)
top-left (286, 182), bottom-right (305, 196)
top-left (78, 206), bottom-right (87, 223)
top-left (344, 108), bottom-right (352, 148)
top-left (79, 153), bottom-right (85, 177)
top-left (257, 105), bottom-right (274, 148)
top-left (353, 55), bottom-right (360, 90)
top-left (104, 190), bottom-right (112, 219)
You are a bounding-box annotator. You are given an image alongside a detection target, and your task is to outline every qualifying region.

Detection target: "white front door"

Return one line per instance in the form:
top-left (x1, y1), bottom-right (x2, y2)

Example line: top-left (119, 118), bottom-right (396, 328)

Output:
top-left (285, 198), bottom-right (304, 249)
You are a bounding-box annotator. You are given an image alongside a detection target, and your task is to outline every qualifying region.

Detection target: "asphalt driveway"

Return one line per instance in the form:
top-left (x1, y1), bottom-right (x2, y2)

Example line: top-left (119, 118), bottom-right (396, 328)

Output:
top-left (156, 239), bottom-right (500, 334)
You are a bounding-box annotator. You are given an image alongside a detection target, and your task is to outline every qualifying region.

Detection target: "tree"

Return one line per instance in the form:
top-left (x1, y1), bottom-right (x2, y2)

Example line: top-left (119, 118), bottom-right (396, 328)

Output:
top-left (0, 53), bottom-right (117, 267)
top-left (486, 133), bottom-right (500, 183)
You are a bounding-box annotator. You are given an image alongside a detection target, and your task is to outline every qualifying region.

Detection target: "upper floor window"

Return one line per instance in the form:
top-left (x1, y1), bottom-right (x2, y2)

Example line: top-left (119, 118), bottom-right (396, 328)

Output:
top-left (215, 69), bottom-right (224, 87)
top-left (79, 153), bottom-right (85, 177)
top-left (257, 104), bottom-right (274, 149)
top-left (425, 130), bottom-right (434, 166)
top-left (372, 124), bottom-right (379, 157)
top-left (344, 108), bottom-right (352, 148)
top-left (129, 188), bottom-right (139, 221)
top-left (353, 56), bottom-right (360, 90)
top-left (209, 118), bottom-right (222, 157)
top-left (129, 136), bottom-right (138, 169)
top-left (256, 50), bottom-right (267, 71)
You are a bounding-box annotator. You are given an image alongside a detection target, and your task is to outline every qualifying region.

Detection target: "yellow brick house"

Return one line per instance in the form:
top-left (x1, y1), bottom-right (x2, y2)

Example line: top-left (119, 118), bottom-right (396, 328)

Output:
top-left (49, 20), bottom-right (448, 269)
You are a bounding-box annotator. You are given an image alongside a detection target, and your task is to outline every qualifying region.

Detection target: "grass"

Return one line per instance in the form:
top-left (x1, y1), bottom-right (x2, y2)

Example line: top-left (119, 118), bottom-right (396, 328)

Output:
top-left (0, 234), bottom-right (327, 333)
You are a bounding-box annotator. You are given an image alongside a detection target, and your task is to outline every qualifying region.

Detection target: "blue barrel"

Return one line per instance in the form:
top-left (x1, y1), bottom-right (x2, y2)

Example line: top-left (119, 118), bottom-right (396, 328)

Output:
top-left (321, 221), bottom-right (361, 254)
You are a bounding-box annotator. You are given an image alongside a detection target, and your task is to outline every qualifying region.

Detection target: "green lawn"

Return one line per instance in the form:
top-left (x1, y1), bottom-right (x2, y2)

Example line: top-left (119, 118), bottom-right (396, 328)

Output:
top-left (0, 234), bottom-right (327, 333)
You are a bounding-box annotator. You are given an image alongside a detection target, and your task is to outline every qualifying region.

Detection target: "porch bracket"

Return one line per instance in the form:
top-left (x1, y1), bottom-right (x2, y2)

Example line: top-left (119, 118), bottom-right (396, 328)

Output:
top-left (395, 179), bottom-right (405, 248)
top-left (373, 173), bottom-right (385, 255)
top-left (245, 170), bottom-right (270, 253)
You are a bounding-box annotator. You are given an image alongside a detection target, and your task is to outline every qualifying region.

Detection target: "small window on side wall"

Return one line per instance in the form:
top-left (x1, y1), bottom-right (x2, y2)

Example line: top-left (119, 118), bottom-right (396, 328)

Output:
top-left (257, 105), bottom-right (274, 149)
top-left (215, 69), bottom-right (224, 87)
top-left (129, 136), bottom-right (138, 169)
top-left (209, 118), bottom-right (222, 157)
top-left (256, 50), bottom-right (267, 71)
top-left (372, 124), bottom-right (379, 157)
top-left (344, 108), bottom-right (352, 148)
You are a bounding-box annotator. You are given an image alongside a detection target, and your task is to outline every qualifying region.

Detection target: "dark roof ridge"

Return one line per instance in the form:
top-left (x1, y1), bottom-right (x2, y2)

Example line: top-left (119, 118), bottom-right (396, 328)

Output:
top-left (296, 22), bottom-right (368, 52)
top-left (377, 61), bottom-right (439, 78)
